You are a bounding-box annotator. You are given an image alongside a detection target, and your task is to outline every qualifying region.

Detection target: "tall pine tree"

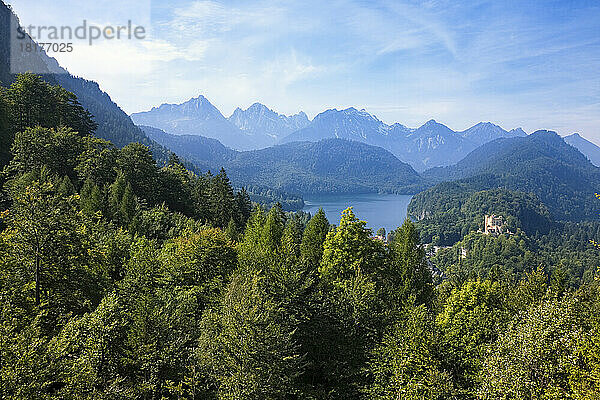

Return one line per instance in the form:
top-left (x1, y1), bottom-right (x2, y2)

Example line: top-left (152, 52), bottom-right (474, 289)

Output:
top-left (300, 208), bottom-right (329, 268)
top-left (209, 168), bottom-right (235, 228)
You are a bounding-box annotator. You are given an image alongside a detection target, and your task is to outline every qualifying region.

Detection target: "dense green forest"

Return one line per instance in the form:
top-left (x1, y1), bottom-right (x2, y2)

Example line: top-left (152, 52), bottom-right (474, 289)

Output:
top-left (243, 185), bottom-right (305, 212)
top-left (408, 186), bottom-right (554, 245)
top-left (140, 126), bottom-right (306, 210)
top-left (1, 75), bottom-right (600, 399)
top-left (408, 183), bottom-right (600, 288)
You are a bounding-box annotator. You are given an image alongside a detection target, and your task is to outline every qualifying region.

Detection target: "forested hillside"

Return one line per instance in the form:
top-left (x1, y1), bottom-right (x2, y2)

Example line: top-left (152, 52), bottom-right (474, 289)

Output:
top-left (421, 131), bottom-right (600, 221)
top-left (225, 139), bottom-right (424, 194)
top-left (141, 125), bottom-right (236, 170)
top-left (1, 74), bottom-right (600, 399)
top-left (408, 185), bottom-right (554, 245)
top-left (144, 125), bottom-right (426, 195)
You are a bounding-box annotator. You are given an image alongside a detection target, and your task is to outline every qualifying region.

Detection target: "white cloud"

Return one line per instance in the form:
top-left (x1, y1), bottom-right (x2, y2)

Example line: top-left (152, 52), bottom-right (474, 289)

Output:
top-left (262, 50), bottom-right (323, 86)
top-left (165, 0), bottom-right (287, 38)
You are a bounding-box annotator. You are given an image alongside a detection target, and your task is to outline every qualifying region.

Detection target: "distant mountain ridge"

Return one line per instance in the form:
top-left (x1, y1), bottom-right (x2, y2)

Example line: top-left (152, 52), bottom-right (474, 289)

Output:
top-left (134, 95), bottom-right (532, 171)
top-left (229, 102), bottom-right (310, 141)
top-left (457, 122), bottom-right (527, 146)
top-left (131, 95), bottom-right (258, 150)
top-left (564, 133), bottom-right (600, 167)
top-left (400, 119), bottom-right (477, 170)
top-left (280, 107), bottom-right (389, 142)
top-left (423, 130), bottom-right (592, 182)
top-left (280, 110), bottom-right (529, 171)
top-left (141, 125), bottom-right (425, 195)
top-left (131, 97), bottom-right (310, 150)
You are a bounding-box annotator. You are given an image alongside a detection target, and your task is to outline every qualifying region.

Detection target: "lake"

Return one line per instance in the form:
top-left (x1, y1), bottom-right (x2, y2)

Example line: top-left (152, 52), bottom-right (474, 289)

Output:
top-left (302, 193), bottom-right (413, 234)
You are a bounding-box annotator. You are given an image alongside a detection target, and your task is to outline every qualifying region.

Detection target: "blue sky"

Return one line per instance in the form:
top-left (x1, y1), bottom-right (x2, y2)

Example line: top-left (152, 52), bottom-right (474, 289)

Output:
top-left (7, 0), bottom-right (600, 141)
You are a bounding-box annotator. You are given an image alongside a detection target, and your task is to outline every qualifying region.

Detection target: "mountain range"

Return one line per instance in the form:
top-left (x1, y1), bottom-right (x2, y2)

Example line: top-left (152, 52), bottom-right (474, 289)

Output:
top-left (142, 125), bottom-right (425, 194)
top-left (229, 103), bottom-right (310, 142)
top-left (458, 122), bottom-right (527, 146)
top-left (131, 97), bottom-right (310, 150)
top-left (132, 96), bottom-right (530, 171)
top-left (3, 1), bottom-right (600, 216)
top-left (133, 95), bottom-right (600, 177)
top-left (279, 110), bottom-right (497, 170)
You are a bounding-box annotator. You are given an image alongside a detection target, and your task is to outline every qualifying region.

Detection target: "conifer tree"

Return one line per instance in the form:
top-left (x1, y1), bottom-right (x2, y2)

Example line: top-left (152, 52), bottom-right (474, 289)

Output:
top-left (386, 219), bottom-right (433, 307)
top-left (282, 215), bottom-right (304, 260)
top-left (191, 172), bottom-right (211, 222)
top-left (57, 175), bottom-right (75, 196)
top-left (108, 172), bottom-right (126, 221)
top-left (79, 178), bottom-right (102, 215)
top-left (300, 208), bottom-right (329, 268)
top-left (320, 207), bottom-right (384, 282)
top-left (263, 203), bottom-right (285, 252)
top-left (209, 168), bottom-right (235, 228)
top-left (120, 183), bottom-right (137, 225)
top-left (237, 207), bottom-right (267, 268)
top-left (234, 187), bottom-right (252, 228)
top-left (225, 218), bottom-right (240, 242)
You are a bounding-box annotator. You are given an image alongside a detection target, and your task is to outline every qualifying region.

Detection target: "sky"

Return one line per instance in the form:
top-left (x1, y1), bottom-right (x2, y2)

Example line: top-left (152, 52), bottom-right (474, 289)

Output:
top-left (6, 0), bottom-right (600, 142)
